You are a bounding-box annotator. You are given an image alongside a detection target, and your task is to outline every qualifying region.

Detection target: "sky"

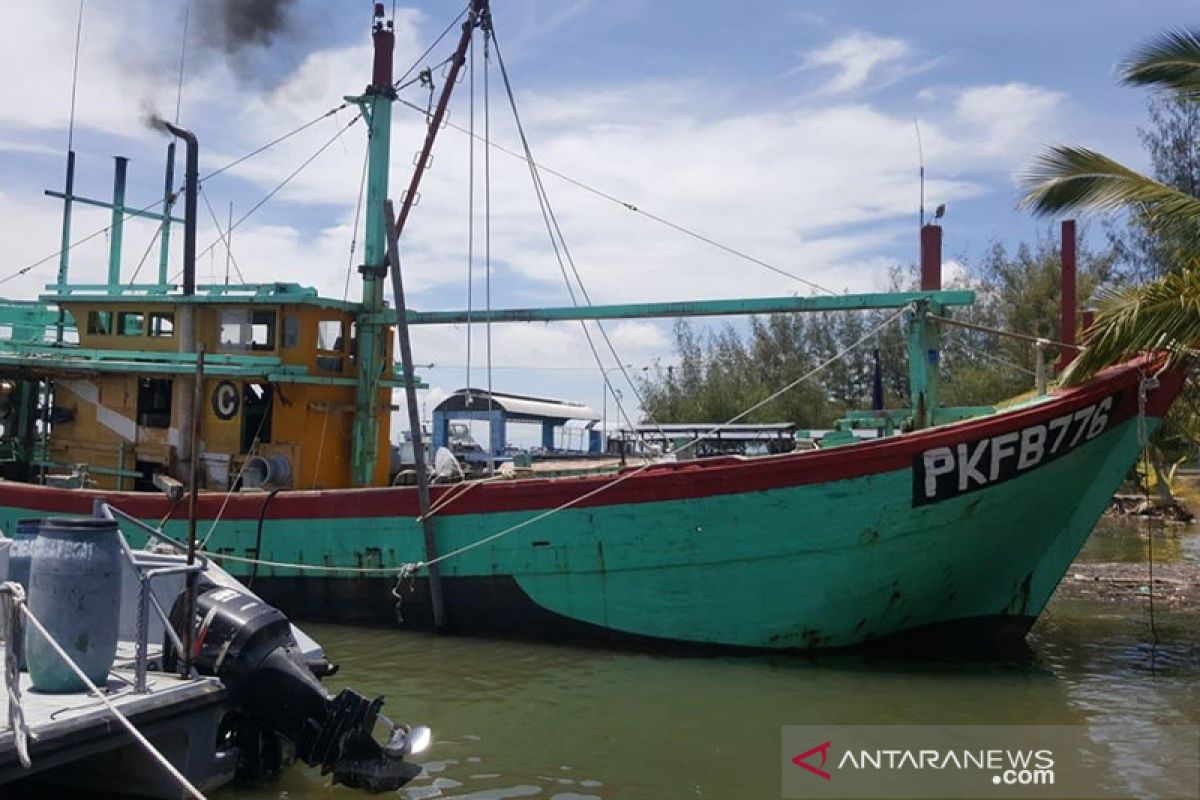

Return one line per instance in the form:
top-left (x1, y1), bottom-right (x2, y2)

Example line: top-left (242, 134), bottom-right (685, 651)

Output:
top-left (0, 0), bottom-right (1194, 440)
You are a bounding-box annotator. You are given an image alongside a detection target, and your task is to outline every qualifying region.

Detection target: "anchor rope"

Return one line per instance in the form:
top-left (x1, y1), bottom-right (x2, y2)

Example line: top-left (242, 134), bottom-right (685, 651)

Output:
top-left (1137, 367), bottom-right (1161, 650)
top-left (1, 582), bottom-right (30, 769)
top-left (4, 584), bottom-right (207, 799)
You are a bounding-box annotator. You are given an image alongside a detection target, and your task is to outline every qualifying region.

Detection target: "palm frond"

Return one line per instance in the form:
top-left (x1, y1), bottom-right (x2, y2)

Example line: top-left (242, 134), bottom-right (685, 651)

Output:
top-left (1061, 268), bottom-right (1200, 383)
top-left (1119, 28), bottom-right (1200, 95)
top-left (1020, 145), bottom-right (1200, 219)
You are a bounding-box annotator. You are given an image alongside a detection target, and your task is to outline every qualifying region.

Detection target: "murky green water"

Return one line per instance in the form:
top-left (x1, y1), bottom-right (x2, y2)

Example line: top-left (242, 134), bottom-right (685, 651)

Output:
top-left (220, 518), bottom-right (1200, 800)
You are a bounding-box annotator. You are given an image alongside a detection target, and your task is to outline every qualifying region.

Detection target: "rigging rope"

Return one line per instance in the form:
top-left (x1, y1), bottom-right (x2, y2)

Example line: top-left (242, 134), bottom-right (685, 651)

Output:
top-left (67, 0), bottom-right (86, 152)
top-left (927, 313), bottom-right (1084, 352)
top-left (488, 24), bottom-right (661, 447)
top-left (484, 23), bottom-right (495, 457)
top-left (392, 95), bottom-right (839, 297)
top-left (465, 32), bottom-right (475, 401)
top-left (191, 113), bottom-right (363, 268)
top-left (125, 220), bottom-right (167, 286)
top-left (492, 26), bottom-right (672, 450)
top-left (342, 139), bottom-right (371, 301)
top-left (200, 187), bottom-right (246, 284)
top-left (952, 338), bottom-right (1037, 378)
top-left (174, 1), bottom-right (190, 125)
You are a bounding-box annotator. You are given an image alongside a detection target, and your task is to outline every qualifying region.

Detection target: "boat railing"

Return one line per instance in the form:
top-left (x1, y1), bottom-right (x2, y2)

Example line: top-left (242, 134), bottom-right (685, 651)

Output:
top-left (93, 500), bottom-right (206, 693)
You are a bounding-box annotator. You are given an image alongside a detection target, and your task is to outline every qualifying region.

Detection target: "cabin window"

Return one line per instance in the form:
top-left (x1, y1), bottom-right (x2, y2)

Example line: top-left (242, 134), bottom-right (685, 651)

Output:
top-left (148, 311), bottom-right (175, 337)
top-left (136, 378), bottom-right (172, 428)
top-left (87, 311), bottom-right (112, 335)
top-left (316, 319), bottom-right (344, 372)
top-left (282, 315), bottom-right (299, 349)
top-left (117, 311), bottom-right (144, 336)
top-left (317, 320), bottom-right (343, 351)
top-left (218, 309), bottom-right (276, 352)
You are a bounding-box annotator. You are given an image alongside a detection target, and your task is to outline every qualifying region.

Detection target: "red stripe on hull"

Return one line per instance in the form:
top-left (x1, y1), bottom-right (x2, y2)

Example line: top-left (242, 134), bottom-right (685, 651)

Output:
top-left (0, 361), bottom-right (1181, 522)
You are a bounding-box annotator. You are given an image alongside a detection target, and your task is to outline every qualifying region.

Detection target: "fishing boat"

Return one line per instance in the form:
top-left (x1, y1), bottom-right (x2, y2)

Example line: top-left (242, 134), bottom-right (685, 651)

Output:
top-left (0, 2), bottom-right (1183, 651)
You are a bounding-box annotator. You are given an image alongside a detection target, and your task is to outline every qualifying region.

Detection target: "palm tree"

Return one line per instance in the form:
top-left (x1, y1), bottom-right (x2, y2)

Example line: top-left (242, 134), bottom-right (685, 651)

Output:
top-left (1021, 29), bottom-right (1200, 381)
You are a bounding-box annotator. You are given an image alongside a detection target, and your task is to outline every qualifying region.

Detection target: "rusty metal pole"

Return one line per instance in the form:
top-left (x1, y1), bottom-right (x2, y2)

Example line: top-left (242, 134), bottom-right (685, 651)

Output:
top-left (181, 345), bottom-right (204, 675)
top-left (1058, 219), bottom-right (1077, 371)
top-left (919, 224), bottom-right (942, 291)
top-left (385, 201), bottom-right (445, 630)
top-left (391, 1), bottom-right (487, 242)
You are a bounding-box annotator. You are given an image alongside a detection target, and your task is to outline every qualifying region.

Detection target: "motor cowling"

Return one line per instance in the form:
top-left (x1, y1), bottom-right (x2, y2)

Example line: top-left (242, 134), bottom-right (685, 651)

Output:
top-left (168, 584), bottom-right (422, 792)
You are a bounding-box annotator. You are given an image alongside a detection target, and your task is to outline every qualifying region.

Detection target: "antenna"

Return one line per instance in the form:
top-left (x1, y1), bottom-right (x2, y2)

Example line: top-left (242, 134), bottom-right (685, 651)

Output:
top-left (914, 117), bottom-right (925, 229)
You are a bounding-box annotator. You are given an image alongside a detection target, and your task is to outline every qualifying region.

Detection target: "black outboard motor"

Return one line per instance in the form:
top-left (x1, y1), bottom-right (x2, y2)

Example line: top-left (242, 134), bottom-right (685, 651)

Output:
top-left (166, 584), bottom-right (425, 792)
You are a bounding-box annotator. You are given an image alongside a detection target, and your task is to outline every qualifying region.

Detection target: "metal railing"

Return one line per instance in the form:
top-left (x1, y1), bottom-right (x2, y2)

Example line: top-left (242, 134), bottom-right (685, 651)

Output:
top-left (93, 500), bottom-right (205, 692)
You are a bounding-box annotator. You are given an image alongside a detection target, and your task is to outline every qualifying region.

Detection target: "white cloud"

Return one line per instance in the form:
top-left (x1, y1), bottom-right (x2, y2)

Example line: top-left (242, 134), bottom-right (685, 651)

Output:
top-left (798, 33), bottom-right (912, 94)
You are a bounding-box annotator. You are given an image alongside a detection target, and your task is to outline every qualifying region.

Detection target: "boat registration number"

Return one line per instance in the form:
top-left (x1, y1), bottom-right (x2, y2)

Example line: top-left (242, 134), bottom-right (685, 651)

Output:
top-left (912, 394), bottom-right (1115, 507)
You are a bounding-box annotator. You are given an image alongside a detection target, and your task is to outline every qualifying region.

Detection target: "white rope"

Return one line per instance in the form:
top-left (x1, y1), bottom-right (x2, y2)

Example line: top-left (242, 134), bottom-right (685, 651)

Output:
top-left (402, 307), bottom-right (907, 574)
top-left (12, 593), bottom-right (207, 799)
top-left (197, 411), bottom-right (270, 551)
top-left (1, 582), bottom-right (30, 769)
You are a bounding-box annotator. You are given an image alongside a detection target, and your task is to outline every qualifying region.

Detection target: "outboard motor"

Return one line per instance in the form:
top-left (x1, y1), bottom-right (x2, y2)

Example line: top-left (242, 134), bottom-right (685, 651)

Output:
top-left (166, 584), bottom-right (426, 792)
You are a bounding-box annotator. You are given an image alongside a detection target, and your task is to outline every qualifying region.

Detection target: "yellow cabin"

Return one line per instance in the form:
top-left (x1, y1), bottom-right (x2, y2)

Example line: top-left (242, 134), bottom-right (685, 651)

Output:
top-left (35, 285), bottom-right (396, 491)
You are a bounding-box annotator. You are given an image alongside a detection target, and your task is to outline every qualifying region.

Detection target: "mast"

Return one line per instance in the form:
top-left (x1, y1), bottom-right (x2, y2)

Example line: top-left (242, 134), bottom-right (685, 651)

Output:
top-left (349, 3), bottom-right (397, 486)
top-left (350, 1), bottom-right (488, 485)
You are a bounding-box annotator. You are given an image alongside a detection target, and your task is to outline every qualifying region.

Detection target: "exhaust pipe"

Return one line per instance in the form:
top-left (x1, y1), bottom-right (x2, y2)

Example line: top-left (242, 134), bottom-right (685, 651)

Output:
top-left (160, 121), bottom-right (198, 296)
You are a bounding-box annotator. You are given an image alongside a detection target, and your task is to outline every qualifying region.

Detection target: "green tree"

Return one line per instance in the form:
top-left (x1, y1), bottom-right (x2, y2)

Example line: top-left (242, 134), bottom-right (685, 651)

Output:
top-left (638, 233), bottom-right (1105, 428)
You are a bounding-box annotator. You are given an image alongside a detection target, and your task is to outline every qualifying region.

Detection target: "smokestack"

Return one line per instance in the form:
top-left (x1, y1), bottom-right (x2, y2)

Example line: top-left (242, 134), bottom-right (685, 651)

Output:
top-left (159, 121), bottom-right (198, 296)
top-left (1058, 219), bottom-right (1077, 370)
top-left (920, 224), bottom-right (942, 291)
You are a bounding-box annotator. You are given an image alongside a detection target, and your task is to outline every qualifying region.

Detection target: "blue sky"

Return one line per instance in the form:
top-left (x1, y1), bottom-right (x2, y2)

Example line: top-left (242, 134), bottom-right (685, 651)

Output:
top-left (0, 0), bottom-right (1194, 437)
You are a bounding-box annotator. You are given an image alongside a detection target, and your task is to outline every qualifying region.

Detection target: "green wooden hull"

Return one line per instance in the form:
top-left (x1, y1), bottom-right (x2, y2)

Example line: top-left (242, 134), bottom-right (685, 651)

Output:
top-left (0, 363), bottom-right (1179, 650)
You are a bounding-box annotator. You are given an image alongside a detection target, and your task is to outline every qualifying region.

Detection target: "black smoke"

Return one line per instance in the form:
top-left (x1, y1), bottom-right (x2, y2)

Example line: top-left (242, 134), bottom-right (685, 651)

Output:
top-left (196, 0), bottom-right (297, 54)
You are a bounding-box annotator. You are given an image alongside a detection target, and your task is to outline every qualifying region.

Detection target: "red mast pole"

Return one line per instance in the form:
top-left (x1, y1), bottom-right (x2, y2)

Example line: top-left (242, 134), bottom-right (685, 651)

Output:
top-left (392, 1), bottom-right (489, 239)
top-left (1058, 219), bottom-right (1077, 370)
